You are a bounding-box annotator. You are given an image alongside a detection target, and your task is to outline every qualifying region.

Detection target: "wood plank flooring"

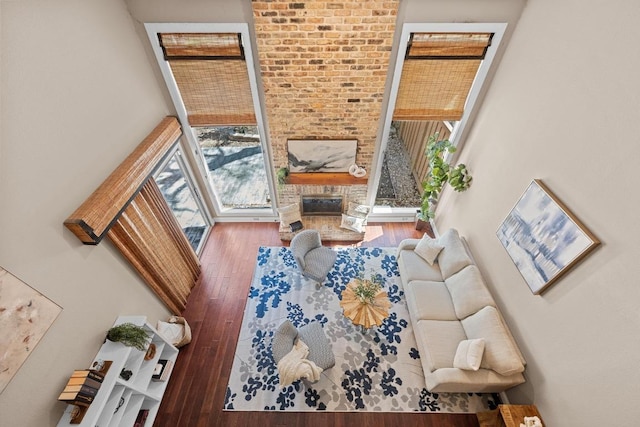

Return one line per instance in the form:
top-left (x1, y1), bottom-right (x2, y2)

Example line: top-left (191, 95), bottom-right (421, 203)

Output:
top-left (154, 222), bottom-right (480, 427)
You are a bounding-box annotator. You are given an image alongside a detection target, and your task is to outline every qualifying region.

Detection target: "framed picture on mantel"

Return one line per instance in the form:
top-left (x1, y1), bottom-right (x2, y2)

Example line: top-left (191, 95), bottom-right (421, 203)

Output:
top-left (287, 139), bottom-right (357, 173)
top-left (496, 179), bottom-right (600, 295)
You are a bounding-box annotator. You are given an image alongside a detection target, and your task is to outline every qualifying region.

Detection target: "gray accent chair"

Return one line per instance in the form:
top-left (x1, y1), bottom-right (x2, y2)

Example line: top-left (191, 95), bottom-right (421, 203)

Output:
top-left (272, 320), bottom-right (335, 377)
top-left (290, 229), bottom-right (337, 285)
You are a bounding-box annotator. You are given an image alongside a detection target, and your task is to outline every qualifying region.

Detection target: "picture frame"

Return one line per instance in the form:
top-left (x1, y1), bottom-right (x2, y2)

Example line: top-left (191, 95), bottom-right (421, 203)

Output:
top-left (496, 179), bottom-right (600, 294)
top-left (0, 267), bottom-right (62, 394)
top-left (287, 139), bottom-right (357, 173)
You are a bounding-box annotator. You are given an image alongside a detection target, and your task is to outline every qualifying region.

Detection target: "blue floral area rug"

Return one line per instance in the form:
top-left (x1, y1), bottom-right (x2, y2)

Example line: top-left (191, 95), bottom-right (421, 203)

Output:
top-left (224, 246), bottom-right (500, 412)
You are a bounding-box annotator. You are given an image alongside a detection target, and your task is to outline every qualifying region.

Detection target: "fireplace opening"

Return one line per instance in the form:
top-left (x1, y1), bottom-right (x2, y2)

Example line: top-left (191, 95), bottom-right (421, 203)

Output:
top-left (300, 194), bottom-right (343, 216)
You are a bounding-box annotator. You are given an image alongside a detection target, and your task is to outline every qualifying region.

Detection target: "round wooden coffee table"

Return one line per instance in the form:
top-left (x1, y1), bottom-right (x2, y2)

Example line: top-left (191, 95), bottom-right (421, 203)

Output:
top-left (340, 280), bottom-right (391, 330)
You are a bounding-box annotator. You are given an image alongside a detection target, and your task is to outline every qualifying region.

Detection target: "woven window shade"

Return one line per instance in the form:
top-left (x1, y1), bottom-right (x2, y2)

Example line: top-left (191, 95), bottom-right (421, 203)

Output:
top-left (169, 60), bottom-right (256, 126)
top-left (108, 179), bottom-right (200, 315)
top-left (159, 33), bottom-right (243, 59)
top-left (393, 33), bottom-right (491, 122)
top-left (408, 33), bottom-right (492, 59)
top-left (160, 32), bottom-right (256, 126)
top-left (64, 117), bottom-right (182, 243)
top-left (64, 116), bottom-right (201, 314)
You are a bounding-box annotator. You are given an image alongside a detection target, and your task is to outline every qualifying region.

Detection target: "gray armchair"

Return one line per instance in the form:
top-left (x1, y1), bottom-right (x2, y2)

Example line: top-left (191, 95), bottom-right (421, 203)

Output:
top-left (272, 320), bottom-right (335, 379)
top-left (290, 229), bottom-right (337, 285)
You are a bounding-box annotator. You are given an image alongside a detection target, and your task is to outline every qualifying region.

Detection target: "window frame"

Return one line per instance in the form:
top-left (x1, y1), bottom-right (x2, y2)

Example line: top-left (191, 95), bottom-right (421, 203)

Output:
top-left (367, 23), bottom-right (508, 215)
top-left (145, 23), bottom-right (276, 221)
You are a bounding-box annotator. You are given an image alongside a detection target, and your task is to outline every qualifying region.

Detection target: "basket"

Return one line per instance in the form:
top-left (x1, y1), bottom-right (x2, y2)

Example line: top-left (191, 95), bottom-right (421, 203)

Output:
top-left (157, 316), bottom-right (192, 348)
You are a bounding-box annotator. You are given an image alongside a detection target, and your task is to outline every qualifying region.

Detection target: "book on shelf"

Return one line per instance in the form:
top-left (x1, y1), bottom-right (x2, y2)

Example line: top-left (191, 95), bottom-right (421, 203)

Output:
top-left (71, 369), bottom-right (104, 383)
top-left (62, 384), bottom-right (98, 397)
top-left (134, 409), bottom-right (149, 427)
top-left (152, 358), bottom-right (174, 382)
top-left (66, 376), bottom-right (102, 389)
top-left (58, 390), bottom-right (94, 405)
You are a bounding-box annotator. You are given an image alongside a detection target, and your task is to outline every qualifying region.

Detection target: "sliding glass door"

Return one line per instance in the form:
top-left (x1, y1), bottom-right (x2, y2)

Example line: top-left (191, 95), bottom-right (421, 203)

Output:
top-left (154, 146), bottom-right (211, 254)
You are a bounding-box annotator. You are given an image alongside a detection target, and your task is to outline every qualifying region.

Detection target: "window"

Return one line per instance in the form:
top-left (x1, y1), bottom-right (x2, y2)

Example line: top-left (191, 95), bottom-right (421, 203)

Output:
top-left (146, 24), bottom-right (275, 218)
top-left (370, 23), bottom-right (507, 214)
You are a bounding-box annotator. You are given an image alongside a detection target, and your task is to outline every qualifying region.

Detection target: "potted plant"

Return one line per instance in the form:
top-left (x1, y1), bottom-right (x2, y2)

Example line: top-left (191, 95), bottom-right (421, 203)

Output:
top-left (106, 322), bottom-right (151, 351)
top-left (416, 133), bottom-right (473, 227)
top-left (352, 274), bottom-right (384, 304)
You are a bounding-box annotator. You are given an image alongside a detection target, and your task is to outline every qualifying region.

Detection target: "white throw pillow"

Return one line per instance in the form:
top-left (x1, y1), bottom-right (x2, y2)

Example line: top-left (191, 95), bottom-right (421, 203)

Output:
top-left (277, 203), bottom-right (301, 227)
top-left (340, 214), bottom-right (366, 233)
top-left (453, 338), bottom-right (485, 371)
top-left (347, 202), bottom-right (371, 219)
top-left (414, 234), bottom-right (444, 265)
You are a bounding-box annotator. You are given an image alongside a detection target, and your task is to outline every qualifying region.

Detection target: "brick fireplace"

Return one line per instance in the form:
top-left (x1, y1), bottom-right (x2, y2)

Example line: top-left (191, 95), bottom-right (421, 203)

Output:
top-left (251, 0), bottom-right (400, 207)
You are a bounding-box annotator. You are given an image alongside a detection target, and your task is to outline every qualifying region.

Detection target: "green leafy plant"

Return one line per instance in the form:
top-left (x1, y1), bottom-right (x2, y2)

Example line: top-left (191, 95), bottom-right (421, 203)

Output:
top-left (353, 274), bottom-right (384, 304)
top-left (276, 167), bottom-right (289, 188)
top-left (106, 323), bottom-right (151, 351)
top-left (418, 133), bottom-right (473, 221)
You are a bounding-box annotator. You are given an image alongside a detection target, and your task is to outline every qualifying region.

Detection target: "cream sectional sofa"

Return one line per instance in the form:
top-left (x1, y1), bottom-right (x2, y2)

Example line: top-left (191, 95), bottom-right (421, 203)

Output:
top-left (397, 228), bottom-right (526, 393)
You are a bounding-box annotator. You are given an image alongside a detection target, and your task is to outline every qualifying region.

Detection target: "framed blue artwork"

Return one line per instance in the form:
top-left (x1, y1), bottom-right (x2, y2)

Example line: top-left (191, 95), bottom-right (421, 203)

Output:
top-left (497, 179), bottom-right (600, 294)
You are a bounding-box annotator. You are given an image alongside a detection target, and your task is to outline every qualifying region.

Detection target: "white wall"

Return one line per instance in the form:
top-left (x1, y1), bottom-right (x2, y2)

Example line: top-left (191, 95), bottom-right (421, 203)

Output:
top-left (436, 1), bottom-right (640, 426)
top-left (0, 1), bottom-right (174, 425)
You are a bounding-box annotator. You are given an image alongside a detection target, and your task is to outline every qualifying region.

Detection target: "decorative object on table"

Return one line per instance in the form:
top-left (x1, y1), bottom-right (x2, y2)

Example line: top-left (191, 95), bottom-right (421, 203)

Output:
top-left (287, 139), bottom-right (357, 172)
top-left (497, 179), bottom-right (600, 294)
top-left (144, 343), bottom-right (157, 360)
top-left (156, 316), bottom-right (192, 348)
top-left (0, 267), bottom-right (62, 394)
top-left (106, 322), bottom-right (151, 351)
top-left (134, 409), bottom-right (150, 427)
top-left (477, 404), bottom-right (544, 427)
top-left (225, 246), bottom-right (500, 412)
top-left (289, 220), bottom-right (303, 232)
top-left (417, 132), bottom-right (472, 222)
top-left (119, 368), bottom-right (133, 381)
top-left (151, 359), bottom-right (174, 382)
top-left (520, 416), bottom-right (543, 427)
top-left (340, 275), bottom-right (391, 329)
top-left (348, 163), bottom-right (367, 178)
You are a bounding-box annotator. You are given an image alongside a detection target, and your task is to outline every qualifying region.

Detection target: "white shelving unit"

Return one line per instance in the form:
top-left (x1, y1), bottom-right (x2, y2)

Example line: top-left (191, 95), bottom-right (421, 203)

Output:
top-left (57, 316), bottom-right (179, 427)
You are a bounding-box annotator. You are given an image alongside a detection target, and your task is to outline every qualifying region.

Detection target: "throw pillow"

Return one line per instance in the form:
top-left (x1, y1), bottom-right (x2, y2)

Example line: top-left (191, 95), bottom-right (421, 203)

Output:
top-left (340, 214), bottom-right (366, 233)
top-left (277, 203), bottom-right (301, 227)
top-left (453, 338), bottom-right (485, 371)
top-left (347, 202), bottom-right (371, 219)
top-left (414, 234), bottom-right (444, 265)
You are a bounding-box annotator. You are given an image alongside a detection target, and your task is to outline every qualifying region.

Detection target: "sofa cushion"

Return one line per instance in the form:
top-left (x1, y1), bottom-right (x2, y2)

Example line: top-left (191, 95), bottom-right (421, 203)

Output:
top-left (414, 320), bottom-right (467, 370)
top-left (405, 280), bottom-right (457, 321)
top-left (414, 234), bottom-right (444, 265)
top-left (398, 249), bottom-right (444, 283)
top-left (445, 265), bottom-right (496, 319)
top-left (453, 339), bottom-right (485, 371)
top-left (437, 229), bottom-right (474, 279)
top-left (461, 306), bottom-right (525, 376)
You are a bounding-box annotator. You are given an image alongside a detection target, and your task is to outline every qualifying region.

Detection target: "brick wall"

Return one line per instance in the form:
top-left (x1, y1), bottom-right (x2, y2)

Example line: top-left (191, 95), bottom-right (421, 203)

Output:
top-left (251, 0), bottom-right (399, 204)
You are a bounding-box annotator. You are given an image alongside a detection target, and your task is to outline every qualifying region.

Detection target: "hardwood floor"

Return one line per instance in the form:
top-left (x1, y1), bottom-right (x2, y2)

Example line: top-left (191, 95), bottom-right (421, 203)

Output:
top-left (154, 222), bottom-right (481, 427)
